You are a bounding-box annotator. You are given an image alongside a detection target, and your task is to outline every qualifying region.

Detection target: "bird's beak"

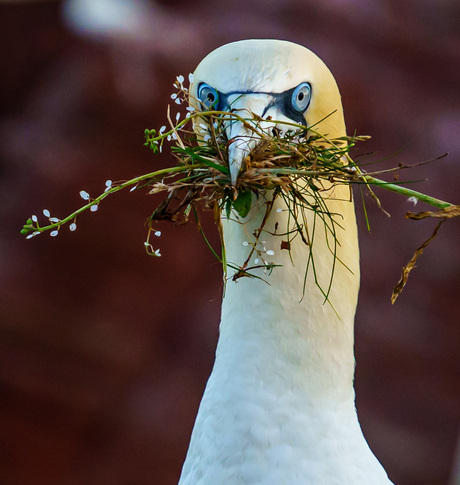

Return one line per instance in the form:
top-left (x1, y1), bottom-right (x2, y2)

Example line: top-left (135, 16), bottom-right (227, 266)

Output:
top-left (224, 94), bottom-right (274, 185)
top-left (227, 124), bottom-right (253, 185)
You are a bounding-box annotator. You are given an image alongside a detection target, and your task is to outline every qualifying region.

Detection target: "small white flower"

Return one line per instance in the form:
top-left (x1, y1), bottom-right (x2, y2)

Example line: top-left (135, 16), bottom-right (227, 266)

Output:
top-left (154, 231), bottom-right (161, 237)
top-left (407, 196), bottom-right (418, 206)
top-left (199, 123), bottom-right (208, 131)
top-left (33, 231), bottom-right (40, 236)
top-left (31, 215), bottom-right (38, 222)
top-left (90, 205), bottom-right (98, 212)
top-left (242, 241), bottom-right (249, 246)
top-left (188, 73), bottom-right (194, 83)
top-left (50, 217), bottom-right (60, 223)
top-left (105, 180), bottom-right (112, 187)
top-left (154, 248), bottom-right (161, 257)
top-left (172, 132), bottom-right (177, 140)
top-left (254, 258), bottom-right (259, 264)
top-left (69, 223), bottom-right (77, 231)
top-left (204, 134), bottom-right (211, 142)
top-left (50, 230), bottom-right (59, 237)
top-left (186, 106), bottom-right (195, 112)
top-left (159, 125), bottom-right (166, 134)
top-left (266, 250), bottom-right (274, 256)
top-left (167, 135), bottom-right (171, 141)
top-left (171, 93), bottom-right (178, 99)
top-left (276, 208), bottom-right (282, 212)
top-left (43, 209), bottom-right (50, 217)
top-left (176, 112), bottom-right (180, 121)
top-left (159, 145), bottom-right (163, 152)
top-left (130, 186), bottom-right (137, 192)
top-left (26, 233), bottom-right (35, 239)
top-left (186, 113), bottom-right (191, 118)
top-left (261, 241), bottom-right (267, 244)
top-left (175, 98), bottom-right (182, 105)
top-left (80, 190), bottom-right (90, 200)
top-left (177, 75), bottom-right (184, 84)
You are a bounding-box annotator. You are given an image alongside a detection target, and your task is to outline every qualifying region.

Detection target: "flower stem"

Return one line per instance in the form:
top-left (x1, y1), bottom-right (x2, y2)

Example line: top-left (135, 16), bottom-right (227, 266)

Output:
top-left (361, 175), bottom-right (452, 209)
top-left (26, 165), bottom-right (200, 234)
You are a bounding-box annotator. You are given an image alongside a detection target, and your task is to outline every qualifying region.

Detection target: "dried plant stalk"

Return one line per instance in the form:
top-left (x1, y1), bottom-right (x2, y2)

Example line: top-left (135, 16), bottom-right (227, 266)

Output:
top-left (22, 81), bottom-right (459, 302)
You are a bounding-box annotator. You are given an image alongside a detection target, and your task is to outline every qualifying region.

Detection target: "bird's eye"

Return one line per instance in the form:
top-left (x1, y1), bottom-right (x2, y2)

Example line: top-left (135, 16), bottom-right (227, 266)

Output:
top-left (198, 83), bottom-right (219, 110)
top-left (291, 82), bottom-right (311, 112)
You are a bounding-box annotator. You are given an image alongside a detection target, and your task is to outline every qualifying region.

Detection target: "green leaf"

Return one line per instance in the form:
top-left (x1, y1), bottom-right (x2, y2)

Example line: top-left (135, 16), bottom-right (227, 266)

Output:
top-left (196, 156), bottom-right (229, 174)
top-left (172, 147), bottom-right (229, 174)
top-left (225, 197), bottom-right (232, 220)
top-left (233, 189), bottom-right (252, 218)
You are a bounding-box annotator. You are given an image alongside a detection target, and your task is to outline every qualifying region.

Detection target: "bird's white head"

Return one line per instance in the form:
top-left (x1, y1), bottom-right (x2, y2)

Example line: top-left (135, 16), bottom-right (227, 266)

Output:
top-left (190, 39), bottom-right (346, 183)
top-left (178, 41), bottom-right (393, 485)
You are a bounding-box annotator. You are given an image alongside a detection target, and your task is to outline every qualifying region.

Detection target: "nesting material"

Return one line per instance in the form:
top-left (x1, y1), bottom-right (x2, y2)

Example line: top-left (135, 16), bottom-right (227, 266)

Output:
top-left (22, 82), bottom-right (459, 302)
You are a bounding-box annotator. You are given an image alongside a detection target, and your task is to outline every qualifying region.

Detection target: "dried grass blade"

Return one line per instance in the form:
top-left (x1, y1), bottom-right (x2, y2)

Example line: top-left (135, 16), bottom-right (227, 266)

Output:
top-left (391, 219), bottom-right (445, 304)
top-left (406, 204), bottom-right (460, 220)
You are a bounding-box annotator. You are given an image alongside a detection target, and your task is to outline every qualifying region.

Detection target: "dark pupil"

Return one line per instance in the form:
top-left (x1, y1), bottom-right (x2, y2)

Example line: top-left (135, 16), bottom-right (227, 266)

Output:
top-left (298, 91), bottom-right (304, 101)
top-left (207, 92), bottom-right (215, 102)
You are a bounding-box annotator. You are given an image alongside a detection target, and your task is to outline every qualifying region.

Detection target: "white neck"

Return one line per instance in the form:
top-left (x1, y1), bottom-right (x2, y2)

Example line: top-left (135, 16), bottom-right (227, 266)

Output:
top-left (220, 186), bottom-right (358, 399)
top-left (178, 186), bottom-right (392, 485)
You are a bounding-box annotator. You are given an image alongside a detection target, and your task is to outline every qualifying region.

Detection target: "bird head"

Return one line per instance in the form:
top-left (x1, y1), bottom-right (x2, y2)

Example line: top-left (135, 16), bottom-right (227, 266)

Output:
top-left (190, 39), bottom-right (346, 184)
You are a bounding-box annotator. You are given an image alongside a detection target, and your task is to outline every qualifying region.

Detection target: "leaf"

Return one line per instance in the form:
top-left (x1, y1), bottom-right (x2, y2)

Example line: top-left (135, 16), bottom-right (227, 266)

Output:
top-left (225, 198), bottom-right (232, 220)
top-left (232, 189), bottom-right (252, 218)
top-left (281, 240), bottom-right (291, 250)
top-left (172, 146), bottom-right (229, 174)
top-left (197, 156), bottom-right (229, 174)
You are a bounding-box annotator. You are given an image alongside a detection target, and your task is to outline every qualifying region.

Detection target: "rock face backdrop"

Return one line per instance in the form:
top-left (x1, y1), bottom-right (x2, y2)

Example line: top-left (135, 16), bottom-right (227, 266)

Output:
top-left (1, 1), bottom-right (460, 484)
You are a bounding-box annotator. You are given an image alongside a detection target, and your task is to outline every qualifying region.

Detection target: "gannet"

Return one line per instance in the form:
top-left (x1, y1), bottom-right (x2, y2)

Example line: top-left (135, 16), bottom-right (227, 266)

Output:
top-left (178, 39), bottom-right (393, 485)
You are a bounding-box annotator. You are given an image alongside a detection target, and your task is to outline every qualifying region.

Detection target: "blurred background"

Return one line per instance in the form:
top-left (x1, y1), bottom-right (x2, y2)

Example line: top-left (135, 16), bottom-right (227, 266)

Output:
top-left (1, 0), bottom-right (460, 484)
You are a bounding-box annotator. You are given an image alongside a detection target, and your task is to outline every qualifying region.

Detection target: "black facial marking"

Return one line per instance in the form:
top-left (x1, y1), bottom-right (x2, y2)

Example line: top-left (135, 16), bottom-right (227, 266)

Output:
top-left (196, 82), bottom-right (312, 125)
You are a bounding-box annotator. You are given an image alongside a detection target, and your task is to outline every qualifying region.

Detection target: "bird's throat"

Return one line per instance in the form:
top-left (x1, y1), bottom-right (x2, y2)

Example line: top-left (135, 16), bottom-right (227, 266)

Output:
top-left (219, 186), bottom-right (360, 400)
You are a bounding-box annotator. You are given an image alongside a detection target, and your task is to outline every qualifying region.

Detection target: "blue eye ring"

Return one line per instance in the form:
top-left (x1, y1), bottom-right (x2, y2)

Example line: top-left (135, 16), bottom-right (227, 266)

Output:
top-left (291, 82), bottom-right (311, 113)
top-left (198, 83), bottom-right (219, 110)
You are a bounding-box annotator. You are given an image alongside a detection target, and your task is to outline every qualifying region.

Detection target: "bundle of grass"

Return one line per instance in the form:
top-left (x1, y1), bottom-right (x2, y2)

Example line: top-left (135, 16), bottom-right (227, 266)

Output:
top-left (22, 77), bottom-right (460, 303)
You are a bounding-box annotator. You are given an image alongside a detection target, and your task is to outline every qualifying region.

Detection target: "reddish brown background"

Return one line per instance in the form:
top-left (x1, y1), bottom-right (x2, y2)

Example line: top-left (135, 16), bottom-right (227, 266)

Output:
top-left (1, 1), bottom-right (460, 484)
